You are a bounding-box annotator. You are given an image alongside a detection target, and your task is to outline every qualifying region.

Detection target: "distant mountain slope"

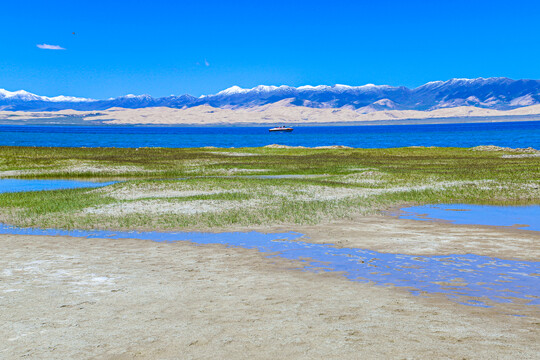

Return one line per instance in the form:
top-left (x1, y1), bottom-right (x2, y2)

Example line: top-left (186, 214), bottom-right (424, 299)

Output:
top-left (2, 77), bottom-right (540, 112)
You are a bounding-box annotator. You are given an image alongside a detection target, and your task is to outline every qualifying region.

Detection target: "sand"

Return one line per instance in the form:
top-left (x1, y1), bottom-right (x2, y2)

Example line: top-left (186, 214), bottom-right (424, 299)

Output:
top-left (289, 215), bottom-right (540, 261)
top-left (1, 218), bottom-right (539, 359)
top-left (2, 103), bottom-right (540, 125)
top-left (81, 104), bottom-right (540, 125)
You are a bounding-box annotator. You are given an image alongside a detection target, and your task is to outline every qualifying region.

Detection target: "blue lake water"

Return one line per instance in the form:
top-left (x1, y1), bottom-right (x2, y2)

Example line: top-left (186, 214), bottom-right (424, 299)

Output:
top-left (0, 179), bottom-right (116, 193)
top-left (400, 204), bottom-right (540, 232)
top-left (1, 121), bottom-right (539, 148)
top-left (0, 223), bottom-right (538, 309)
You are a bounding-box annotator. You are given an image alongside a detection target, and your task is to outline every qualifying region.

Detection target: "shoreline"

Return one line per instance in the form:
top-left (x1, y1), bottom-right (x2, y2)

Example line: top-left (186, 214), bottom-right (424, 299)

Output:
top-left (1, 230), bottom-right (538, 358)
top-left (0, 143), bottom-right (538, 152)
top-left (1, 212), bottom-right (538, 261)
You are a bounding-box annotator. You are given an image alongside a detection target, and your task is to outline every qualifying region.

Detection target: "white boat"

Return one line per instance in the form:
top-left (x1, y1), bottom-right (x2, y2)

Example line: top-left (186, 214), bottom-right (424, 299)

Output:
top-left (269, 126), bottom-right (293, 132)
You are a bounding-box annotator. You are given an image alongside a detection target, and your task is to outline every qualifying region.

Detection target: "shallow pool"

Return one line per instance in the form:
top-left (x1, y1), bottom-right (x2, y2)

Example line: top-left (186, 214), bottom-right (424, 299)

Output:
top-left (0, 179), bottom-right (116, 194)
top-left (399, 204), bottom-right (540, 232)
top-left (1, 224), bottom-right (538, 309)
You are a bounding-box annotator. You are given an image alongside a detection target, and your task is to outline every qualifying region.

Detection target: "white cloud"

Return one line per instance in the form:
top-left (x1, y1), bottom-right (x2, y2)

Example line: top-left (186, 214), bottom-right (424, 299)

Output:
top-left (204, 59), bottom-right (210, 67)
top-left (36, 44), bottom-right (65, 50)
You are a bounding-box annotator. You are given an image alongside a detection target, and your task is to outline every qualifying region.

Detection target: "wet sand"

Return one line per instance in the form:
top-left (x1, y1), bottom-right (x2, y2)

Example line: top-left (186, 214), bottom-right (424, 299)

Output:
top-left (1, 218), bottom-right (539, 359)
top-left (236, 215), bottom-right (540, 262)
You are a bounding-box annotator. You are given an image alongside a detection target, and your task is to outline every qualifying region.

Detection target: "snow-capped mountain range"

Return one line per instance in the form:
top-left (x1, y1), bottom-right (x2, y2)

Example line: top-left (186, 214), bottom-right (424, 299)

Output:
top-left (2, 77), bottom-right (540, 112)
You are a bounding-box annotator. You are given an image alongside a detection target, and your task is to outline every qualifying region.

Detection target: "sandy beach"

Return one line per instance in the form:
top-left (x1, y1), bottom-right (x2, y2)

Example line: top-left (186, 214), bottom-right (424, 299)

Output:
top-left (1, 218), bottom-right (539, 359)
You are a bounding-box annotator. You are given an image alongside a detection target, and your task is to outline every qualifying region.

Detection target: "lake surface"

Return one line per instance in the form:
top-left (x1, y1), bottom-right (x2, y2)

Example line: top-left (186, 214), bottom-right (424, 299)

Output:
top-left (1, 121), bottom-right (539, 148)
top-left (0, 179), bottom-right (115, 193)
top-left (400, 204), bottom-right (540, 232)
top-left (0, 224), bottom-right (538, 310)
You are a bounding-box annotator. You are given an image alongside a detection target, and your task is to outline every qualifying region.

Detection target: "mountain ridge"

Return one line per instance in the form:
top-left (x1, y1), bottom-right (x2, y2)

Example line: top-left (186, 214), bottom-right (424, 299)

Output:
top-left (2, 77), bottom-right (540, 112)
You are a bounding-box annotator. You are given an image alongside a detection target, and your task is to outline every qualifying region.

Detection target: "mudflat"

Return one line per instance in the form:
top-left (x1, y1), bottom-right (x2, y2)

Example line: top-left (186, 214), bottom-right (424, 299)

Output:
top-left (290, 215), bottom-right (540, 261)
top-left (1, 219), bottom-right (539, 359)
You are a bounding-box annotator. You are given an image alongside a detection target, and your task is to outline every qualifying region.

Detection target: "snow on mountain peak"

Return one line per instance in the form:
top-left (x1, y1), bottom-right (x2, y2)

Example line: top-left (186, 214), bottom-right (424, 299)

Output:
top-left (422, 77), bottom-right (510, 86)
top-left (0, 88), bottom-right (94, 102)
top-left (216, 85), bottom-right (291, 96)
top-left (296, 84), bottom-right (390, 92)
top-left (215, 83), bottom-right (392, 95)
top-left (0, 89), bottom-right (41, 101)
top-left (216, 86), bottom-right (247, 95)
top-left (252, 85), bottom-right (279, 92)
top-left (119, 94), bottom-right (152, 100)
top-left (297, 85), bottom-right (329, 91)
top-left (1, 77), bottom-right (539, 112)
top-left (46, 95), bottom-right (95, 102)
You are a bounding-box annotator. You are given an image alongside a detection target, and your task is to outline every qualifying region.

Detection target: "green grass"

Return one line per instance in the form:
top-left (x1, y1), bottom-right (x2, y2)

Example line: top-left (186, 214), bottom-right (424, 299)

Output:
top-left (0, 146), bottom-right (538, 230)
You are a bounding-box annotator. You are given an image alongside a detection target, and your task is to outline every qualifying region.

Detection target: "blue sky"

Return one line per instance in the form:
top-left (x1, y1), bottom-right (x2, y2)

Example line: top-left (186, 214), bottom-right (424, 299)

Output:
top-left (1, 0), bottom-right (539, 98)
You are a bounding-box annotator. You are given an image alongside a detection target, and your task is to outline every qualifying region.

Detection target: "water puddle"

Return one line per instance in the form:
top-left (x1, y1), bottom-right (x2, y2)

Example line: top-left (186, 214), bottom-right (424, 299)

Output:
top-left (399, 204), bottom-right (540, 232)
top-left (0, 176), bottom-right (315, 195)
top-left (240, 175), bottom-right (325, 179)
top-left (1, 224), bottom-right (538, 309)
top-left (0, 179), bottom-right (116, 194)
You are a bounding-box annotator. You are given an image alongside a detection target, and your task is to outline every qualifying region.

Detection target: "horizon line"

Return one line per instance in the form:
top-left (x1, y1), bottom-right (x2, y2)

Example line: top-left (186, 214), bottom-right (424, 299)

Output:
top-left (1, 76), bottom-right (537, 101)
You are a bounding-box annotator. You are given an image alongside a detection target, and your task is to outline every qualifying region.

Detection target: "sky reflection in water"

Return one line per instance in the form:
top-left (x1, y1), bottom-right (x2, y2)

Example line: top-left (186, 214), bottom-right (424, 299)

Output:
top-left (1, 224), bottom-right (538, 309)
top-left (0, 179), bottom-right (115, 193)
top-left (400, 204), bottom-right (540, 232)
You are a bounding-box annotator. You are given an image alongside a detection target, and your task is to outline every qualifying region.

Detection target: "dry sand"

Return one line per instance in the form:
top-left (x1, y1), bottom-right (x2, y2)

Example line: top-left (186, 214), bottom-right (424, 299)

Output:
top-left (3, 103), bottom-right (540, 125)
top-left (81, 104), bottom-right (540, 125)
top-left (1, 218), bottom-right (539, 359)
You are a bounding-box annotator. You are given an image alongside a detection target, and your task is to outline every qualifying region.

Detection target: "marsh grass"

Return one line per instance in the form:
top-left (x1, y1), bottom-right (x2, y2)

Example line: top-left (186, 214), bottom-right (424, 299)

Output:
top-left (0, 146), bottom-right (538, 229)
